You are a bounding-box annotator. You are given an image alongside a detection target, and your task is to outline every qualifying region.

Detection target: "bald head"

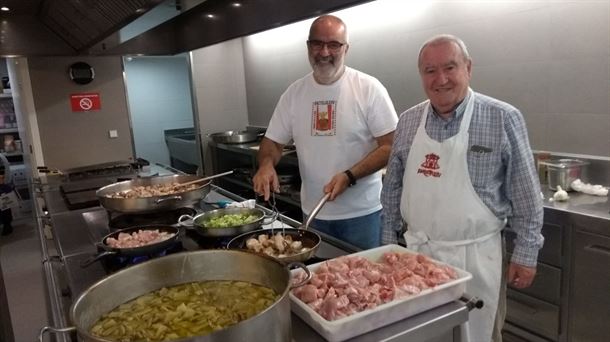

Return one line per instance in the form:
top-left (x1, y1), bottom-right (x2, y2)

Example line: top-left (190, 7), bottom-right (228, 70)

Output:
top-left (309, 15), bottom-right (349, 43)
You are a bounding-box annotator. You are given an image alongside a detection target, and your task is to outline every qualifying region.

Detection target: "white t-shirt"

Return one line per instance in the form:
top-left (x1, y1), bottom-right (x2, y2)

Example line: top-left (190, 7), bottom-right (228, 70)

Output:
top-left (265, 67), bottom-right (398, 220)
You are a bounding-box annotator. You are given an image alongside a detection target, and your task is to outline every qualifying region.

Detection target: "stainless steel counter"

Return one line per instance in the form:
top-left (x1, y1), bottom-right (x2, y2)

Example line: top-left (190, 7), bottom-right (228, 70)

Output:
top-left (36, 183), bottom-right (475, 342)
top-left (541, 188), bottom-right (609, 222)
top-left (210, 141), bottom-right (610, 222)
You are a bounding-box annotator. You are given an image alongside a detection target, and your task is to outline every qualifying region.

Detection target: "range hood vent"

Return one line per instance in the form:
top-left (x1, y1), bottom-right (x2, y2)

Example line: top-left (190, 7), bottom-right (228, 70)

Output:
top-left (0, 0), bottom-right (372, 57)
top-left (39, 0), bottom-right (164, 52)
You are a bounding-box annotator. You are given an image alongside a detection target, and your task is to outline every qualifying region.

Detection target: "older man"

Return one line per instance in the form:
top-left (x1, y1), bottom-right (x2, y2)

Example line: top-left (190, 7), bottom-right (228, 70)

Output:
top-left (381, 34), bottom-right (544, 341)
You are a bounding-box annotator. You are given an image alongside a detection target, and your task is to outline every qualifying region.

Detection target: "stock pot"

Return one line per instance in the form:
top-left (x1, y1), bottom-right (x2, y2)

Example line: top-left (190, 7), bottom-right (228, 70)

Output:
top-left (39, 250), bottom-right (311, 342)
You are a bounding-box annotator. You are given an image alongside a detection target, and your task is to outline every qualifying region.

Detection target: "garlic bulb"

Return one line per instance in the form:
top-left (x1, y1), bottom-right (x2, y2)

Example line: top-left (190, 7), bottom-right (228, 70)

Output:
top-left (553, 186), bottom-right (569, 202)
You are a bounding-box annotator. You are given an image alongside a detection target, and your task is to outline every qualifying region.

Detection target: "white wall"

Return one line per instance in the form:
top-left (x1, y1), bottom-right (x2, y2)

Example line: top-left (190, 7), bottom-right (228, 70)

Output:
top-left (190, 39), bottom-right (249, 174)
top-left (242, 0), bottom-right (610, 157)
top-left (26, 56), bottom-right (134, 170)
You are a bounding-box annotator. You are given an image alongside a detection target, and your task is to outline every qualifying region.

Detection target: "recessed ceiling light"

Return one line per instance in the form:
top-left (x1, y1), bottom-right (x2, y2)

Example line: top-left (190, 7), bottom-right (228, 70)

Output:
top-left (231, 2), bottom-right (242, 7)
top-left (206, 14), bottom-right (215, 19)
top-left (0, 7), bottom-right (10, 12)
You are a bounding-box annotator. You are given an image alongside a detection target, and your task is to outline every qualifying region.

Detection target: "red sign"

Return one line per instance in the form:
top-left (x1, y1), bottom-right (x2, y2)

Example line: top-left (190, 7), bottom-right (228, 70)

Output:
top-left (70, 93), bottom-right (101, 112)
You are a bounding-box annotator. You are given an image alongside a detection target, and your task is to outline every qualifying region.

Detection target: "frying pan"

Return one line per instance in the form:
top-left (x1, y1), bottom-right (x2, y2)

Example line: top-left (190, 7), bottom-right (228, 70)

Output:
top-left (96, 174), bottom-right (211, 214)
top-left (177, 207), bottom-right (277, 238)
top-left (80, 225), bottom-right (180, 267)
top-left (227, 193), bottom-right (329, 263)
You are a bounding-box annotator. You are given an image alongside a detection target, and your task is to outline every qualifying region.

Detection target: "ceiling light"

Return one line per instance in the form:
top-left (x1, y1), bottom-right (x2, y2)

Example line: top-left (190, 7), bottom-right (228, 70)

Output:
top-left (231, 2), bottom-right (242, 7)
top-left (0, 7), bottom-right (9, 12)
top-left (206, 14), bottom-right (215, 19)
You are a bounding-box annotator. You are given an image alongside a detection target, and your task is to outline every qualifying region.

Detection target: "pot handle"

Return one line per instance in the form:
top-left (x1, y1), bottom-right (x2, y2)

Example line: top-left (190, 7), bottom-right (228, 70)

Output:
top-left (80, 250), bottom-right (117, 267)
top-left (262, 211), bottom-right (279, 225)
top-left (155, 195), bottom-right (182, 204)
top-left (177, 214), bottom-right (194, 227)
top-left (287, 262), bottom-right (312, 289)
top-left (38, 325), bottom-right (76, 342)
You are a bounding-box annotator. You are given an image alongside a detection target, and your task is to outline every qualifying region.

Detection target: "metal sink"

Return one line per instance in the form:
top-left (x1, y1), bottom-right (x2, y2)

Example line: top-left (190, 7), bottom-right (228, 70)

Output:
top-left (171, 134), bottom-right (196, 141)
top-left (164, 129), bottom-right (200, 170)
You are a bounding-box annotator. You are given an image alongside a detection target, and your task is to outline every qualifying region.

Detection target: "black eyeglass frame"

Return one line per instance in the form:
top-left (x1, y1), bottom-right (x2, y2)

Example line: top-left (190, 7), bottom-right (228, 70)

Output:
top-left (307, 40), bottom-right (347, 51)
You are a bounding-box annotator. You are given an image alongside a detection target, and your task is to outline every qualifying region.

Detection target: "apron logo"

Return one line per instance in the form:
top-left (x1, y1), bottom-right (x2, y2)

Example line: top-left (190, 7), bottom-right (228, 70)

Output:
top-left (311, 100), bottom-right (337, 136)
top-left (417, 153), bottom-right (442, 177)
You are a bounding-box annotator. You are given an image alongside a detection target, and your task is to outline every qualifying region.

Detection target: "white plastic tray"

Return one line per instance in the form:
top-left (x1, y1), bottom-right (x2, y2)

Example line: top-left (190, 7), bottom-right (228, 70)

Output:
top-left (290, 244), bottom-right (472, 342)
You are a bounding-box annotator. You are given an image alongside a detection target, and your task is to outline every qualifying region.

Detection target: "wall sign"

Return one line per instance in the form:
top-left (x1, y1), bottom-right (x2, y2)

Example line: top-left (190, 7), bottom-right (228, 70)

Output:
top-left (70, 93), bottom-right (101, 112)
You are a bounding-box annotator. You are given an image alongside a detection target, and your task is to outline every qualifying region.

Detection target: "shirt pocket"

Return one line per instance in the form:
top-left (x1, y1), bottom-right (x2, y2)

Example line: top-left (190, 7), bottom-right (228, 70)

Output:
top-left (467, 144), bottom-right (502, 188)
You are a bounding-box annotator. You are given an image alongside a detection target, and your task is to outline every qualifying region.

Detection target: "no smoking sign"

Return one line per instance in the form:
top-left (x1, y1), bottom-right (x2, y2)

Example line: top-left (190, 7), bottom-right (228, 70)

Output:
top-left (70, 93), bottom-right (101, 112)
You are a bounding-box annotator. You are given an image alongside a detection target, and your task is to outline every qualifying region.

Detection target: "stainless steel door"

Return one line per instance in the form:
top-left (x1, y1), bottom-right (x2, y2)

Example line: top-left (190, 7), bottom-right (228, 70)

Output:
top-left (570, 230), bottom-right (610, 341)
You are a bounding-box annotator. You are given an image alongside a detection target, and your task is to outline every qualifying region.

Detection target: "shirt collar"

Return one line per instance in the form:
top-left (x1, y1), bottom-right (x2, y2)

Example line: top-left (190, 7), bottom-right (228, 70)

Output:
top-left (431, 91), bottom-right (471, 121)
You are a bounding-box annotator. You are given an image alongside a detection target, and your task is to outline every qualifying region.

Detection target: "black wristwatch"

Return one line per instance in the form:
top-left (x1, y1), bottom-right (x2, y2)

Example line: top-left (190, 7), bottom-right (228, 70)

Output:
top-left (344, 169), bottom-right (357, 187)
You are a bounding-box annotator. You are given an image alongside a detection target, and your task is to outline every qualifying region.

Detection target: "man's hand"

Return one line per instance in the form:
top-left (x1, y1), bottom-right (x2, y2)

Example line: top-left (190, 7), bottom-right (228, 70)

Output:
top-left (253, 137), bottom-right (284, 201)
top-left (507, 262), bottom-right (537, 289)
top-left (252, 164), bottom-right (279, 201)
top-left (323, 172), bottom-right (351, 200)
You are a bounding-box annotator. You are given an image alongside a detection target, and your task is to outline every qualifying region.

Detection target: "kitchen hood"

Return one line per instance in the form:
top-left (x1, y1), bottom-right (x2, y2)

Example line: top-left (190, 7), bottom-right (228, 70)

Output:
top-left (0, 0), bottom-right (165, 56)
top-left (0, 0), bottom-right (373, 57)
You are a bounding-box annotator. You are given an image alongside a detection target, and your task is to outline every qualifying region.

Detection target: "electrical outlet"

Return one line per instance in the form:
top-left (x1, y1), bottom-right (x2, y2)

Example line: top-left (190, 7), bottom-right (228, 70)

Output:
top-left (109, 130), bottom-right (118, 138)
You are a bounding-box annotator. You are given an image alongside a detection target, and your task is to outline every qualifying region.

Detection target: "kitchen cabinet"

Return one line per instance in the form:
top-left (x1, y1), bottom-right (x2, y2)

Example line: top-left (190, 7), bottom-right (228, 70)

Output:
top-left (569, 215), bottom-right (610, 342)
top-left (504, 208), bottom-right (569, 342)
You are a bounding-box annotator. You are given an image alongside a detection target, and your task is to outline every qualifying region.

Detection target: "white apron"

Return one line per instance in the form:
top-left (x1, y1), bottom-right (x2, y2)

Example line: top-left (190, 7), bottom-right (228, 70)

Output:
top-left (400, 91), bottom-right (505, 342)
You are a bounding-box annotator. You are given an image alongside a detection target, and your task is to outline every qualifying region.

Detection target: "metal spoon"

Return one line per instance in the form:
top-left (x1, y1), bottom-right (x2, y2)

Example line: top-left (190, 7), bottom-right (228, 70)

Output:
top-left (172, 170), bottom-right (234, 188)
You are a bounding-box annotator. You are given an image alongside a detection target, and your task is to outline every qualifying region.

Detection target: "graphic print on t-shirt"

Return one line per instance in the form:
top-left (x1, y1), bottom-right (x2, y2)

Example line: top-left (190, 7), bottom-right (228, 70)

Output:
top-left (311, 100), bottom-right (337, 136)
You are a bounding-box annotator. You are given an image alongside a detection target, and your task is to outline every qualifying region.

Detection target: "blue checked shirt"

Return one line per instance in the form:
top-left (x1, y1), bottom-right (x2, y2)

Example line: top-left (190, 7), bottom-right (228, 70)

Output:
top-left (381, 91), bottom-right (544, 267)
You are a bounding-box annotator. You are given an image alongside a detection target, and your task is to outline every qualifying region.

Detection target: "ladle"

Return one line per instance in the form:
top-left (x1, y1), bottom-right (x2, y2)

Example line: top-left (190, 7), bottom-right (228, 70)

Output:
top-left (172, 170), bottom-right (234, 188)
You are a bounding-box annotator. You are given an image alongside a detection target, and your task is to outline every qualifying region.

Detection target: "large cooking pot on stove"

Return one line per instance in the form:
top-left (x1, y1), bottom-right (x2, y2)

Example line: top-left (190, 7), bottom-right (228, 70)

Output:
top-left (178, 207), bottom-right (276, 238)
top-left (38, 250), bottom-right (311, 342)
top-left (208, 130), bottom-right (264, 144)
top-left (96, 174), bottom-right (211, 213)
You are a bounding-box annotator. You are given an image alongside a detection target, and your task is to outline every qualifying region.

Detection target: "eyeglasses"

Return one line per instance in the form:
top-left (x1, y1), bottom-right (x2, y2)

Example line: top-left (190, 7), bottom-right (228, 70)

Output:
top-left (307, 40), bottom-right (346, 52)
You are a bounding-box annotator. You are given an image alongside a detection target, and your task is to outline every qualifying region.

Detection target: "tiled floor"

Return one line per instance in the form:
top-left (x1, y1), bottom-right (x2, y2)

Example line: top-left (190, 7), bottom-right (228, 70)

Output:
top-left (0, 214), bottom-right (49, 342)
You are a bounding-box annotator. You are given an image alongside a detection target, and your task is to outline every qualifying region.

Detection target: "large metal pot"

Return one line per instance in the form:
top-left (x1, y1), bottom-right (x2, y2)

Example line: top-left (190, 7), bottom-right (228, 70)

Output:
top-left (96, 174), bottom-right (211, 213)
top-left (39, 250), bottom-right (311, 342)
top-left (208, 130), bottom-right (264, 144)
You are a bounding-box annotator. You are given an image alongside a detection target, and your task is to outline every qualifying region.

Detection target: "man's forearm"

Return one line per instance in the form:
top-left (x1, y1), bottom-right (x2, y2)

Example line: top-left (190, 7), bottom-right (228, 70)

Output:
top-left (350, 144), bottom-right (392, 179)
top-left (257, 137), bottom-right (284, 168)
top-left (349, 131), bottom-right (394, 178)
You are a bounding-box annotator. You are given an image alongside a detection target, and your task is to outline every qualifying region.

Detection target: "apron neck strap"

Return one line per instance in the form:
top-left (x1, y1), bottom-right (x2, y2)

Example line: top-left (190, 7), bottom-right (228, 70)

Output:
top-left (421, 88), bottom-right (476, 134)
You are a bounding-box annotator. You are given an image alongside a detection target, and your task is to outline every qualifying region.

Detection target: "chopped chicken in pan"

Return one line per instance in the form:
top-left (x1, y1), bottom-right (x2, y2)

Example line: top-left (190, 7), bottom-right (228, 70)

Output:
top-left (106, 183), bottom-right (200, 198)
top-left (246, 232), bottom-right (310, 258)
top-left (105, 229), bottom-right (175, 249)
